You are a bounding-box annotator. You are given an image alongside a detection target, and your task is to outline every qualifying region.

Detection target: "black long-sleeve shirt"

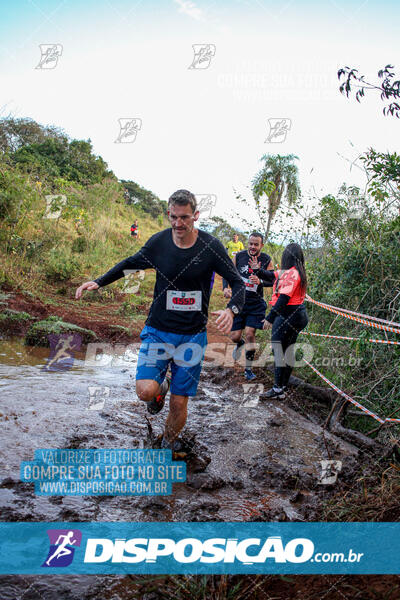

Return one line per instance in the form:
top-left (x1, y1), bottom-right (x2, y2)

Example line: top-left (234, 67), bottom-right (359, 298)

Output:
top-left (94, 228), bottom-right (246, 334)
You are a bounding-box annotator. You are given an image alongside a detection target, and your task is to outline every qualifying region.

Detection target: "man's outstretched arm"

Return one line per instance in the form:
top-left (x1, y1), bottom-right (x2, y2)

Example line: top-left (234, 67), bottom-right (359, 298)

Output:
top-left (75, 245), bottom-right (153, 299)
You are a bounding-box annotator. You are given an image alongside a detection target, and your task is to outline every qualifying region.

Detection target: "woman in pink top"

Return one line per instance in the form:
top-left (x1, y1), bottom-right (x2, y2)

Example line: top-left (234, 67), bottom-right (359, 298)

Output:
top-left (252, 243), bottom-right (309, 399)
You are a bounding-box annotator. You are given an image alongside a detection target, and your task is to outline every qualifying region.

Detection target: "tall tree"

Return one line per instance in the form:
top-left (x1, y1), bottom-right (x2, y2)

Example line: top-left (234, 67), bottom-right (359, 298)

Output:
top-left (0, 117), bottom-right (65, 154)
top-left (121, 180), bottom-right (167, 218)
top-left (250, 153), bottom-right (300, 238)
top-left (201, 215), bottom-right (244, 245)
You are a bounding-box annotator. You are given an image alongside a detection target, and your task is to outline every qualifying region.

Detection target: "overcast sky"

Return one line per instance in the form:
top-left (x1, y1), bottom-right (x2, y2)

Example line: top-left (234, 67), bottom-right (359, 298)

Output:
top-left (1, 0), bottom-right (399, 231)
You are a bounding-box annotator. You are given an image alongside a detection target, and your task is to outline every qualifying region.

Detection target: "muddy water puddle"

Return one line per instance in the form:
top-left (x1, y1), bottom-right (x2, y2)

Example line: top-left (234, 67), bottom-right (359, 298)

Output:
top-left (1, 336), bottom-right (359, 526)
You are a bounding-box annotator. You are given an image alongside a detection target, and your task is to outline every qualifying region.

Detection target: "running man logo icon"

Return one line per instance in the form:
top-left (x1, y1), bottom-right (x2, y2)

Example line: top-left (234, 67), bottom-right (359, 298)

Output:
top-left (42, 333), bottom-right (82, 372)
top-left (115, 118), bottom-right (142, 143)
top-left (44, 194), bottom-right (67, 219)
top-left (88, 386), bottom-right (110, 410)
top-left (241, 384), bottom-right (264, 406)
top-left (188, 44), bottom-right (216, 69)
top-left (35, 44), bottom-right (63, 69)
top-left (265, 118), bottom-right (291, 143)
top-left (195, 194), bottom-right (217, 218)
top-left (42, 529), bottom-right (82, 568)
top-left (122, 269), bottom-right (145, 293)
top-left (319, 460), bottom-right (342, 485)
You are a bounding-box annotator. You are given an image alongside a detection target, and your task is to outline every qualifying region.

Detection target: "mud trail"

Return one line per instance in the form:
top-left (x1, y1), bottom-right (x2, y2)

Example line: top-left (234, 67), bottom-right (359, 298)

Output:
top-left (1, 336), bottom-right (359, 524)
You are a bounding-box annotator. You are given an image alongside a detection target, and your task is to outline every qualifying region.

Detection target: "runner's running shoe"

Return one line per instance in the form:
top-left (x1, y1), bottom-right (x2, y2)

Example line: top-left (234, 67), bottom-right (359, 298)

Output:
top-left (261, 386), bottom-right (286, 399)
top-left (147, 376), bottom-right (170, 415)
top-left (160, 437), bottom-right (184, 451)
top-left (244, 368), bottom-right (257, 381)
top-left (232, 339), bottom-right (245, 362)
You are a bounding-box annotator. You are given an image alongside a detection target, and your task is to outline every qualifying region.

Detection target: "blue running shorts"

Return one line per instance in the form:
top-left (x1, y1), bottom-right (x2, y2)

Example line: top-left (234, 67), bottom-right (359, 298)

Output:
top-left (136, 325), bottom-right (208, 397)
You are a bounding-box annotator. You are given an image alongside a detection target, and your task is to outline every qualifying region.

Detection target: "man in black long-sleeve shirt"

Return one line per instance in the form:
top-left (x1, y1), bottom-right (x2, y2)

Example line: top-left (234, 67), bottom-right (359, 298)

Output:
top-left (75, 190), bottom-right (245, 449)
top-left (222, 233), bottom-right (273, 381)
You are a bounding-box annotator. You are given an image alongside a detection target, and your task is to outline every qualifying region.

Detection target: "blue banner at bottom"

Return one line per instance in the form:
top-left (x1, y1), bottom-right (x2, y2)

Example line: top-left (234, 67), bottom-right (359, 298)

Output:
top-left (0, 522), bottom-right (398, 574)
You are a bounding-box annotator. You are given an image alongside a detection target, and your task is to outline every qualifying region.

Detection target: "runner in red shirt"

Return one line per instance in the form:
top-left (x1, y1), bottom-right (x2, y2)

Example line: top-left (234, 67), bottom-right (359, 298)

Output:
top-left (130, 219), bottom-right (140, 240)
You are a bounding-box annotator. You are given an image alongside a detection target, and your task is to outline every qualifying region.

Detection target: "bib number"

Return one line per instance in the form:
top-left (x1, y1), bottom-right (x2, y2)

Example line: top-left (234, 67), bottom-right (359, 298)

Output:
top-left (166, 290), bottom-right (202, 311)
top-left (242, 276), bottom-right (258, 293)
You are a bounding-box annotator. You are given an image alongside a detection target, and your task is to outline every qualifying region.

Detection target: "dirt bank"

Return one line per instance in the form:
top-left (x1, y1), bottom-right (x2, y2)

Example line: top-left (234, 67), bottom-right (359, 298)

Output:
top-left (1, 286), bottom-right (146, 342)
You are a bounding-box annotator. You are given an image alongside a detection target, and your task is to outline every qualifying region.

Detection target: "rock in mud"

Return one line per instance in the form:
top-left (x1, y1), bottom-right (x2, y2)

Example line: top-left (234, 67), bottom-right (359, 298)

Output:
top-left (186, 473), bottom-right (225, 490)
top-left (0, 477), bottom-right (16, 489)
top-left (146, 430), bottom-right (211, 473)
top-left (184, 499), bottom-right (222, 521)
top-left (186, 452), bottom-right (211, 473)
top-left (142, 498), bottom-right (168, 510)
top-left (25, 317), bottom-right (97, 347)
top-left (208, 368), bottom-right (231, 384)
top-left (289, 491), bottom-right (304, 503)
top-left (249, 455), bottom-right (315, 490)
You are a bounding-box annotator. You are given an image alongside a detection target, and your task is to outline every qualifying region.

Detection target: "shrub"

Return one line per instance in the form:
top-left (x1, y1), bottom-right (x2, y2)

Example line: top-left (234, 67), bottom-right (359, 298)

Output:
top-left (72, 235), bottom-right (88, 253)
top-left (25, 318), bottom-right (97, 346)
top-left (45, 249), bottom-right (80, 281)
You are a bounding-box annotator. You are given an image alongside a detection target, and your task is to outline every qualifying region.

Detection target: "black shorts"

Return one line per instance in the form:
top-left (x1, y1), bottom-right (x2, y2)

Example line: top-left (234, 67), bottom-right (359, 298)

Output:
top-left (231, 300), bottom-right (267, 331)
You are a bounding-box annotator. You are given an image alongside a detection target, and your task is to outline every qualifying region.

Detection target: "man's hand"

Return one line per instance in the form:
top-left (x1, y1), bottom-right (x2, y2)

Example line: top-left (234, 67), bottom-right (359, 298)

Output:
top-left (223, 287), bottom-right (232, 299)
top-left (75, 281), bottom-right (99, 299)
top-left (249, 274), bottom-right (260, 285)
top-left (249, 256), bottom-right (260, 270)
top-left (211, 308), bottom-right (233, 335)
top-left (262, 319), bottom-right (272, 330)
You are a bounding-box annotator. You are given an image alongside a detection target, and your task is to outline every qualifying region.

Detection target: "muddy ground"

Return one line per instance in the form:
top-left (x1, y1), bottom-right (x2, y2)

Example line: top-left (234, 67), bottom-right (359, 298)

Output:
top-left (1, 336), bottom-right (361, 523)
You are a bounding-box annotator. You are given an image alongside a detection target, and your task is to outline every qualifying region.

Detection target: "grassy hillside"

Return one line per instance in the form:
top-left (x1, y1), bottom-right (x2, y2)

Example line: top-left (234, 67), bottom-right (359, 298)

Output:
top-left (0, 116), bottom-right (170, 310)
top-left (1, 176), bottom-right (164, 288)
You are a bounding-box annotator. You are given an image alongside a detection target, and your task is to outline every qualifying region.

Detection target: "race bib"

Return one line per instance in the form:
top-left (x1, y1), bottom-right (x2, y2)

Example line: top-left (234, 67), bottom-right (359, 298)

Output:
top-left (242, 276), bottom-right (258, 293)
top-left (166, 290), bottom-right (202, 311)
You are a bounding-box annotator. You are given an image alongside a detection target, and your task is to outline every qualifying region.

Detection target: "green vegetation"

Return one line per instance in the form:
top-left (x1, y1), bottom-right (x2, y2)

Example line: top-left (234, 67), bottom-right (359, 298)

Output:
top-left (302, 155), bottom-right (400, 436)
top-left (25, 317), bottom-right (97, 347)
top-left (0, 117), bottom-right (167, 297)
top-left (338, 64), bottom-right (400, 118)
top-left (121, 179), bottom-right (167, 218)
top-left (0, 308), bottom-right (32, 321)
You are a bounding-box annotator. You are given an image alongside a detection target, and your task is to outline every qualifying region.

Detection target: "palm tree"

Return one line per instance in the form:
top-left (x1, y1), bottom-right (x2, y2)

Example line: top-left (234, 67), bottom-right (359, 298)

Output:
top-left (252, 153), bottom-right (300, 238)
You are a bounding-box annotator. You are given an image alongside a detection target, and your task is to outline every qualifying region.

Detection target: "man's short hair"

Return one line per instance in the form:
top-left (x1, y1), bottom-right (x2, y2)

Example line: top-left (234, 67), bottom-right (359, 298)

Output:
top-left (249, 232), bottom-right (263, 243)
top-left (168, 189), bottom-right (197, 213)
